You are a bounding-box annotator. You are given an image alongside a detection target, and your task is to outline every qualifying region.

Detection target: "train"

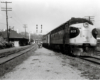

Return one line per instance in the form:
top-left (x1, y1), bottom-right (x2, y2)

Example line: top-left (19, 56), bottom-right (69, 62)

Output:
top-left (42, 17), bottom-right (98, 56)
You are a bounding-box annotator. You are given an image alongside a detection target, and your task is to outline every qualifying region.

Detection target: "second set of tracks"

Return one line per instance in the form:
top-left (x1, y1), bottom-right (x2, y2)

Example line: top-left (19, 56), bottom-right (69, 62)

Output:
top-left (0, 44), bottom-right (37, 65)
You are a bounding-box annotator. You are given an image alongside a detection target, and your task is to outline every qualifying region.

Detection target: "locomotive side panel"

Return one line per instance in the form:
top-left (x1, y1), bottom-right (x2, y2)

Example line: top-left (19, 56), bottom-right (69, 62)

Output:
top-left (47, 33), bottom-right (50, 44)
top-left (64, 23), bottom-right (70, 44)
top-left (42, 35), bottom-right (48, 47)
top-left (50, 24), bottom-right (70, 45)
top-left (51, 30), bottom-right (64, 44)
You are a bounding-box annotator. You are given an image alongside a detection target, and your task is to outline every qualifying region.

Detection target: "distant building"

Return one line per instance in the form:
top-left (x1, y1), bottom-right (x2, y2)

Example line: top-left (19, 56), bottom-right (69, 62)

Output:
top-left (34, 39), bottom-right (42, 44)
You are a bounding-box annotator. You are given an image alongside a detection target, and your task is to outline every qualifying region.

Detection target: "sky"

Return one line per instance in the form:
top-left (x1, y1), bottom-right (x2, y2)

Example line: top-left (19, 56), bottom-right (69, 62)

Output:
top-left (0, 0), bottom-right (100, 34)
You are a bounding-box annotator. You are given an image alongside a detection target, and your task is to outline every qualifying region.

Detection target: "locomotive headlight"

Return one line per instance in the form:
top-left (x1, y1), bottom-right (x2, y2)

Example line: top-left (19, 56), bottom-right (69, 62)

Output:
top-left (83, 22), bottom-right (89, 28)
top-left (92, 28), bottom-right (98, 39)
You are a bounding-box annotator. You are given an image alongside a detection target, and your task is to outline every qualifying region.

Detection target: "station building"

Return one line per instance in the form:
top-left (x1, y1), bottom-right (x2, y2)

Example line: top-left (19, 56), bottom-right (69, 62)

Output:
top-left (1, 30), bottom-right (29, 47)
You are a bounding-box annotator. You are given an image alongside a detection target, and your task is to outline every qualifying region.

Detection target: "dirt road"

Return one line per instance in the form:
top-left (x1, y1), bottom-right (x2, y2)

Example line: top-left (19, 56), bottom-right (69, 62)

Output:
top-left (0, 48), bottom-right (87, 80)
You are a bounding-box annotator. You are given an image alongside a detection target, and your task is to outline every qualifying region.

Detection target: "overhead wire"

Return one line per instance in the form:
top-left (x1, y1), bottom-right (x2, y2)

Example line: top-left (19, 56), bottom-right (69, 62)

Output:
top-left (0, 2), bottom-right (7, 17)
top-left (0, 2), bottom-right (23, 26)
top-left (0, 2), bottom-right (23, 31)
top-left (11, 9), bottom-right (24, 24)
top-left (8, 10), bottom-right (23, 26)
top-left (0, 3), bottom-right (25, 32)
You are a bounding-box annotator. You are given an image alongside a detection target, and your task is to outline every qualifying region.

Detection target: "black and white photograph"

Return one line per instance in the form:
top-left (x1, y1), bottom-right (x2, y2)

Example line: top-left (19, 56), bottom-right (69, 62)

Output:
top-left (0, 0), bottom-right (100, 80)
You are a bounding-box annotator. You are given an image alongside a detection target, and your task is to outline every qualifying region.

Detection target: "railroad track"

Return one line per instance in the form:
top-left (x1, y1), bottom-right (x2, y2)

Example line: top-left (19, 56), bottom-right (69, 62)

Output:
top-left (0, 45), bottom-right (34, 58)
top-left (0, 44), bottom-right (37, 65)
top-left (79, 56), bottom-right (100, 65)
top-left (77, 50), bottom-right (100, 65)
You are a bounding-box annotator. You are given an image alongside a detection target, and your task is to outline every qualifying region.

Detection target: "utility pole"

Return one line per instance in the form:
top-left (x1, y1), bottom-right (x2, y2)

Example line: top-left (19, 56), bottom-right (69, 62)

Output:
top-left (1, 1), bottom-right (12, 43)
top-left (23, 24), bottom-right (27, 37)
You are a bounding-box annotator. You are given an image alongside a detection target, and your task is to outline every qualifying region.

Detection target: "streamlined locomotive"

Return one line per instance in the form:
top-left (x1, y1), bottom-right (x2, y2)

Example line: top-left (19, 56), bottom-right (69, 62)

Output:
top-left (42, 17), bottom-right (98, 56)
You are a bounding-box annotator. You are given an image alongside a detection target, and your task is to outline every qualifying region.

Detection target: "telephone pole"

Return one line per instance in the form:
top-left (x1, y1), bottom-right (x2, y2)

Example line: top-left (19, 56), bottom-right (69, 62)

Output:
top-left (23, 24), bottom-right (27, 37)
top-left (1, 1), bottom-right (12, 43)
